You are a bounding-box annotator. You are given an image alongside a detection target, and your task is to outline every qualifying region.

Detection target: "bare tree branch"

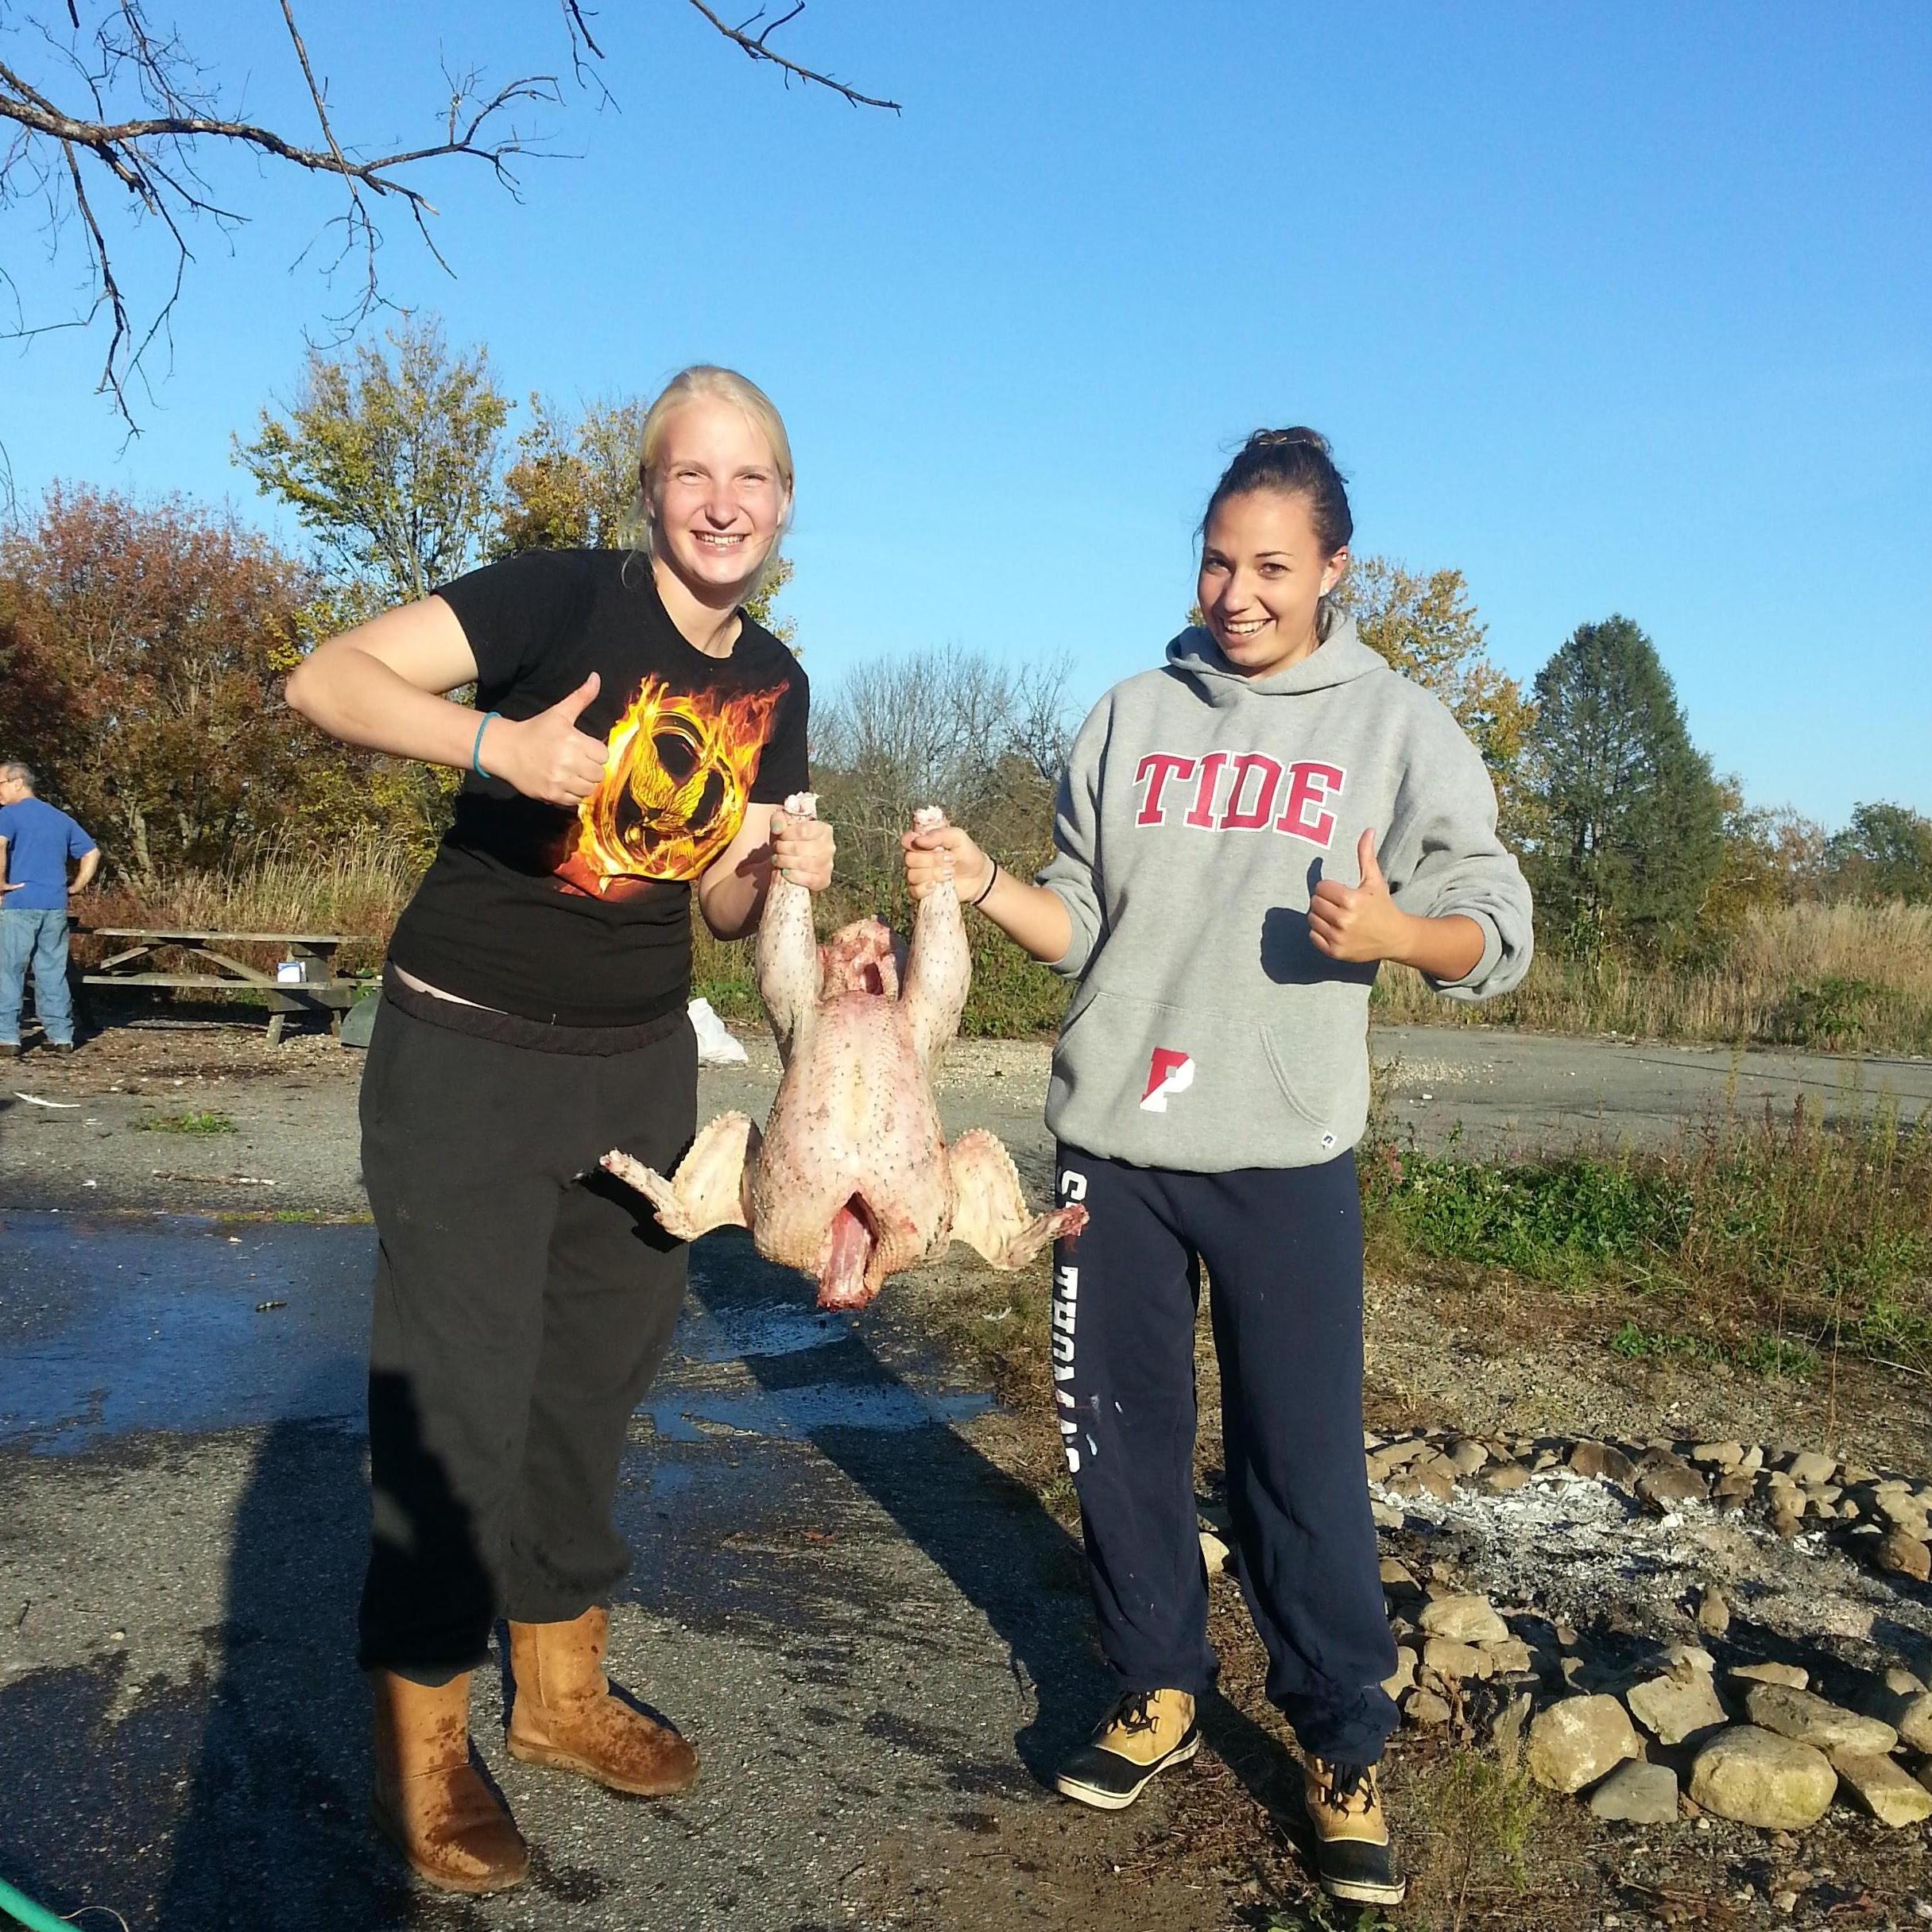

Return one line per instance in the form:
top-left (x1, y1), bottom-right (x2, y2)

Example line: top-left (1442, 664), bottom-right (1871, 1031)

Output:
top-left (683, 1), bottom-right (900, 110)
top-left (1, 1), bottom-right (896, 432)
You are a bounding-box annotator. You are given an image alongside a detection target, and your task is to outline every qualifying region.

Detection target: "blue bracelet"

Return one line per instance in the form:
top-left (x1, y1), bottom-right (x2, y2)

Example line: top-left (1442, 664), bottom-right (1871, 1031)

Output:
top-left (472, 710), bottom-right (501, 780)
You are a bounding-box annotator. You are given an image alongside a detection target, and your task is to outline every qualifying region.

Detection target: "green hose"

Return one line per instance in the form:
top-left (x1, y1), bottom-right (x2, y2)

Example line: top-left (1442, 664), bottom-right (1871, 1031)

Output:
top-left (0, 1872), bottom-right (86, 1932)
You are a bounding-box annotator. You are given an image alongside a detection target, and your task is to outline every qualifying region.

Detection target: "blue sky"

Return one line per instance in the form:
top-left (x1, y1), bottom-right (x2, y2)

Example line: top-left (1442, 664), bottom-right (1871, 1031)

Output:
top-left (6, 1), bottom-right (1928, 825)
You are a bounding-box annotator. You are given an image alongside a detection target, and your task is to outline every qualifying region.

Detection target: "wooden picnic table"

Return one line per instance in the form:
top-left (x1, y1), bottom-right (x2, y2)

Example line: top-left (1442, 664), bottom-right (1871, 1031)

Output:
top-left (76, 927), bottom-right (366, 1044)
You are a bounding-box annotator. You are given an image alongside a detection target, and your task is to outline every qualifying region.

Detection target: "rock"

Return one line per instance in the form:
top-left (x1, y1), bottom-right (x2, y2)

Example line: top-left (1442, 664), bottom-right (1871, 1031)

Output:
top-left (1857, 1681), bottom-right (1932, 1754)
top-left (1877, 1494), bottom-right (1931, 1534)
top-left (1876, 1529), bottom-right (1931, 1582)
top-left (1569, 1441), bottom-right (1638, 1485)
top-left (1638, 1455), bottom-right (1709, 1507)
top-left (1663, 1644), bottom-right (1716, 1677)
top-left (1419, 1593), bottom-right (1510, 1646)
top-left (1787, 1450), bottom-right (1837, 1485)
top-left (1737, 1444), bottom-right (1765, 1472)
top-left (1489, 1690), bottom-right (1533, 1768)
top-left (1883, 1665), bottom-right (1928, 1695)
top-left (1444, 1438), bottom-right (1489, 1477)
top-left (1423, 1637), bottom-right (1489, 1682)
top-left (1379, 1557), bottom-right (1421, 1597)
top-left (1830, 1750), bottom-right (1932, 1826)
top-left (1744, 1683), bottom-right (1899, 1755)
top-left (1406, 1686), bottom-right (1452, 1726)
top-left (1901, 1692), bottom-right (1932, 1744)
top-left (1688, 1727), bottom-right (1837, 1829)
top-left (1713, 1473), bottom-right (1756, 1508)
top-left (1198, 1528), bottom-right (1230, 1575)
top-left (1526, 1695), bottom-right (1640, 1794)
top-left (1382, 1647), bottom-right (1418, 1699)
top-left (1589, 1760), bottom-right (1680, 1824)
top-left (1392, 1463), bottom-right (1457, 1504)
top-left (1371, 1499), bottom-right (1404, 1530)
top-left (1628, 1669), bottom-right (1730, 1746)
top-left (1690, 1440), bottom-right (1744, 1470)
top-left (1483, 1462), bottom-right (1531, 1493)
top-left (1730, 1662), bottom-right (1809, 1691)
top-left (1695, 1585), bottom-right (1732, 1637)
top-left (1380, 1437), bottom-right (1428, 1470)
top-left (1482, 1637), bottom-right (1535, 1675)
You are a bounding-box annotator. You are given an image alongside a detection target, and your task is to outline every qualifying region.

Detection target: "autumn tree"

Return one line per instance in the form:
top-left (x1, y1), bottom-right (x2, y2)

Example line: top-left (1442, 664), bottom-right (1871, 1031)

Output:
top-left (1523, 615), bottom-right (1725, 954)
top-left (235, 317), bottom-right (510, 624)
top-left (0, 486), bottom-right (316, 881)
top-left (1334, 557), bottom-right (1536, 833)
top-left (0, 484), bottom-right (462, 876)
top-left (498, 395), bottom-right (649, 553)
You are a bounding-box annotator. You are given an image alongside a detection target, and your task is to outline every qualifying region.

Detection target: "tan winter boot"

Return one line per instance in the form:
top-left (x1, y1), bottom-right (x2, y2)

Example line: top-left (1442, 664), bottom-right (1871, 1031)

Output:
top-left (507, 1605), bottom-right (699, 1796)
top-left (1303, 1756), bottom-right (1405, 1906)
top-left (1053, 1688), bottom-right (1201, 1810)
top-left (370, 1670), bottom-right (529, 1895)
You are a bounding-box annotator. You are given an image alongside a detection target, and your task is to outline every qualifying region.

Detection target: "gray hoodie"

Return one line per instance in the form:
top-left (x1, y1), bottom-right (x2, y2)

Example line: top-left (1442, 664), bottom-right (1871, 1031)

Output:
top-left (1037, 611), bottom-right (1532, 1172)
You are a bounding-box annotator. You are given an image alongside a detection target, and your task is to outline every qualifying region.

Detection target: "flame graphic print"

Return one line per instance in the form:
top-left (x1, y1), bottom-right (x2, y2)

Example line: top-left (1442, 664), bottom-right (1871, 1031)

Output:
top-left (555, 674), bottom-right (785, 897)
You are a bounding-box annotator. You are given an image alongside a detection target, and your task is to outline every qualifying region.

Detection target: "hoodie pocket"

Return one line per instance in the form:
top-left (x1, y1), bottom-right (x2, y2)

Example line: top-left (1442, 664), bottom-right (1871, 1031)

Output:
top-left (1050, 989), bottom-right (1356, 1167)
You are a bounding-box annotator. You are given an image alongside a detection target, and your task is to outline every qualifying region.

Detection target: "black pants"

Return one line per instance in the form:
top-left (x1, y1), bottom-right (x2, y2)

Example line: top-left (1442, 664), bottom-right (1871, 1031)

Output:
top-left (356, 991), bottom-right (696, 1675)
top-left (1052, 1144), bottom-right (1398, 1764)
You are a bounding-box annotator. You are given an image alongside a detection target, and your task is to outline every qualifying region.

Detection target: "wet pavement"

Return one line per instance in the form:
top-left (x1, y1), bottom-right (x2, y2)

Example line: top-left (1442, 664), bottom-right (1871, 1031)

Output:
top-left (0, 1211), bottom-right (1237, 1932)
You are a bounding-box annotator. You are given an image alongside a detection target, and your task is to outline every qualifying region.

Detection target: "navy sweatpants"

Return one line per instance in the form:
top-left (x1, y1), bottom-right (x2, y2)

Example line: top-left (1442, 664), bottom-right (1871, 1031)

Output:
top-left (1051, 1144), bottom-right (1397, 1764)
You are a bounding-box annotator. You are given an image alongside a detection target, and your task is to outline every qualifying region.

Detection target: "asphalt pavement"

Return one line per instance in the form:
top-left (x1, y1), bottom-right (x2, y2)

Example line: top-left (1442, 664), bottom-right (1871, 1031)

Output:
top-left (3, 1020), bottom-right (1930, 1928)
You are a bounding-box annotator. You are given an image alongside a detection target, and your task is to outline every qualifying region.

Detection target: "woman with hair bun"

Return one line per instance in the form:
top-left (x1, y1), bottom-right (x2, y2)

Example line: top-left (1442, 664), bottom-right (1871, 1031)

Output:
top-left (904, 428), bottom-right (1531, 1908)
top-left (288, 365), bottom-right (833, 1893)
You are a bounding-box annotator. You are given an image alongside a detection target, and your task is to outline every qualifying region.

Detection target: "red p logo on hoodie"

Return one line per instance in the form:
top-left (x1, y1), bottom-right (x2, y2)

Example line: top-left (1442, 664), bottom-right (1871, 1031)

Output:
top-left (1140, 1047), bottom-right (1195, 1113)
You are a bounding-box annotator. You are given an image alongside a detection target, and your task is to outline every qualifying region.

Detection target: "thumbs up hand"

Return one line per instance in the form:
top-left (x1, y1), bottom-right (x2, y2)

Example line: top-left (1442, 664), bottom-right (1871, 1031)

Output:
top-left (1308, 827), bottom-right (1407, 963)
top-left (486, 673), bottom-right (610, 806)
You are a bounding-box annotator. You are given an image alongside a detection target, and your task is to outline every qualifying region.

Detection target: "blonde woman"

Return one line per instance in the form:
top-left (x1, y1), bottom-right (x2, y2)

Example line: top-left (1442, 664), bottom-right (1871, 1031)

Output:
top-left (288, 366), bottom-right (833, 1894)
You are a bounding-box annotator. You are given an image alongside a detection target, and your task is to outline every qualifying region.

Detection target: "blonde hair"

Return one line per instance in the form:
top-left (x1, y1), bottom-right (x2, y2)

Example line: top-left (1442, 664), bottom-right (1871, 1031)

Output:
top-left (615, 366), bottom-right (795, 590)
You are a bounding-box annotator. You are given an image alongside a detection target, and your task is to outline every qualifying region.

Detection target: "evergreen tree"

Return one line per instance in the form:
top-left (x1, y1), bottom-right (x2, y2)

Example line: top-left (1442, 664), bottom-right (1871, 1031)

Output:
top-left (1524, 615), bottom-right (1724, 953)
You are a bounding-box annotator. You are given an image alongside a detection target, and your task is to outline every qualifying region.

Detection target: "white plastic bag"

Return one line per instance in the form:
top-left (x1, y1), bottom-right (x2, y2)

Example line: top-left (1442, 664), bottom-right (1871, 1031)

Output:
top-left (687, 996), bottom-right (748, 1066)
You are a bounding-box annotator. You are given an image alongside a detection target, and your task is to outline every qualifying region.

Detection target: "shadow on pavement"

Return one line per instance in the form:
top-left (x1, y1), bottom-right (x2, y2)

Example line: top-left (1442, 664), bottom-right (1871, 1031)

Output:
top-left (695, 1230), bottom-right (1306, 1818)
top-left (2, 1230), bottom-right (1314, 1929)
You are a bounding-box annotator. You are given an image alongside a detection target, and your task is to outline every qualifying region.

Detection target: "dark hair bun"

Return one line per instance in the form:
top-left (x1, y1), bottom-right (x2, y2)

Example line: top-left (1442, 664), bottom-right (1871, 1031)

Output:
top-left (1249, 427), bottom-right (1330, 456)
top-left (1202, 426), bottom-right (1353, 555)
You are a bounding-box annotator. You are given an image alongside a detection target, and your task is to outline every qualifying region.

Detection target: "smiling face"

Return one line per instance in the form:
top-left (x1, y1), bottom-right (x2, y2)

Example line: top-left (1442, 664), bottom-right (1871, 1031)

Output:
top-left (1196, 488), bottom-right (1349, 676)
top-left (648, 396), bottom-right (791, 606)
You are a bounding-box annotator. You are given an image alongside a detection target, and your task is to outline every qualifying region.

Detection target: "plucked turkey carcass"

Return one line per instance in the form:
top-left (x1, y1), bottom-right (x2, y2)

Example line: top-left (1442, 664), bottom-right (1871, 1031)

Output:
top-left (602, 797), bottom-right (1086, 1309)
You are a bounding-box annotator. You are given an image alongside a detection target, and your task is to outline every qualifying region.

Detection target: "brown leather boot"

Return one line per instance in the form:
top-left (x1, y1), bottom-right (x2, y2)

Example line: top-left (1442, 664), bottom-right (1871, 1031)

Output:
top-left (370, 1670), bottom-right (529, 1895)
top-left (507, 1606), bottom-right (699, 1796)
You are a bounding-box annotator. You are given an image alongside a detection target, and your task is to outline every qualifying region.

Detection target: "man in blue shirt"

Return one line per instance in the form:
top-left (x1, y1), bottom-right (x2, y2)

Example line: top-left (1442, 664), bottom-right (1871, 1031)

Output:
top-left (0, 761), bottom-right (100, 1055)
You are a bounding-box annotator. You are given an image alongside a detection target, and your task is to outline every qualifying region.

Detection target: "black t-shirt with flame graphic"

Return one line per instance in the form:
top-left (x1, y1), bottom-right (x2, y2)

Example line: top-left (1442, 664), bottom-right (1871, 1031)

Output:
top-left (388, 549), bottom-right (808, 1026)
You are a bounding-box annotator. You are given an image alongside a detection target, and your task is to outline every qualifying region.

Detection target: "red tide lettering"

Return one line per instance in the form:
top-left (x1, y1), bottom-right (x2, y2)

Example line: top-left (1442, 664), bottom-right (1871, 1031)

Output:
top-left (1184, 751), bottom-right (1230, 827)
top-left (1277, 761), bottom-right (1345, 846)
top-left (1135, 753), bottom-right (1196, 826)
top-left (1221, 753), bottom-right (1283, 830)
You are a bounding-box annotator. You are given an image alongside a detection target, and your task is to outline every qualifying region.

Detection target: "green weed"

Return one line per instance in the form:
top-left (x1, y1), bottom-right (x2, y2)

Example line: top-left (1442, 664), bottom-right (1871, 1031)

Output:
top-left (133, 1109), bottom-right (238, 1135)
top-left (1365, 1100), bottom-right (1932, 1379)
